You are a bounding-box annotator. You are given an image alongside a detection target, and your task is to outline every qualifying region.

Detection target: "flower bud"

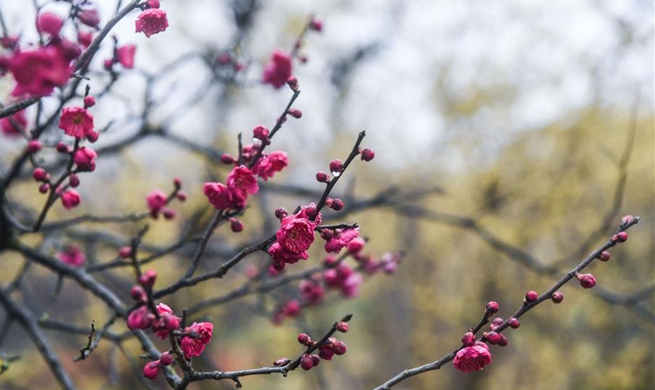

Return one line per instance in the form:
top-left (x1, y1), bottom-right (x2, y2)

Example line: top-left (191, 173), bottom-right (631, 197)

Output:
top-left (300, 354), bottom-right (314, 371)
top-left (274, 207), bottom-right (288, 220)
top-left (288, 108), bottom-right (302, 118)
top-left (138, 269), bottom-right (157, 288)
top-left (142, 361), bottom-right (160, 380)
top-left (578, 273), bottom-right (596, 289)
top-left (176, 191), bottom-right (187, 201)
top-left (230, 218), bottom-right (244, 233)
top-left (131, 285), bottom-right (147, 301)
top-left (309, 19), bottom-right (323, 32)
top-left (287, 76), bottom-right (299, 91)
top-left (333, 341), bottom-right (347, 355)
top-left (551, 291), bottom-right (564, 303)
top-left (329, 159), bottom-right (343, 175)
top-left (273, 357), bottom-right (291, 366)
top-left (221, 153), bottom-right (235, 164)
top-left (360, 148), bottom-right (375, 161)
top-left (32, 168), bottom-right (48, 182)
top-left (173, 177), bottom-right (182, 188)
top-left (508, 318), bottom-right (520, 329)
top-left (597, 251), bottom-right (610, 261)
top-left (498, 334), bottom-right (509, 347)
top-left (83, 95), bottom-right (96, 108)
top-left (485, 301), bottom-right (499, 314)
top-left (159, 351), bottom-right (173, 366)
top-left (119, 246), bottom-right (133, 259)
top-left (297, 333), bottom-right (312, 346)
top-left (330, 198), bottom-right (344, 211)
top-left (524, 290), bottom-right (538, 303)
top-left (253, 125), bottom-right (270, 140)
top-left (162, 209), bottom-right (176, 220)
top-left (621, 215), bottom-right (635, 226)
top-left (38, 183), bottom-right (50, 194)
top-left (320, 229), bottom-right (334, 240)
top-left (612, 232), bottom-right (628, 243)
top-left (316, 171), bottom-right (330, 183)
top-left (347, 238), bottom-right (365, 254)
top-left (336, 321), bottom-right (349, 333)
top-left (56, 142), bottom-right (70, 154)
top-left (27, 140), bottom-right (42, 154)
top-left (484, 331), bottom-right (501, 345)
top-left (461, 331), bottom-right (476, 347)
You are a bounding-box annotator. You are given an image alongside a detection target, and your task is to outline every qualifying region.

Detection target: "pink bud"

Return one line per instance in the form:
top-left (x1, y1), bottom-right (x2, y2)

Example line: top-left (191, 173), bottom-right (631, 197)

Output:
top-left (621, 215), bottom-right (635, 226)
top-left (173, 177), bottom-right (182, 188)
top-left (508, 318), bottom-right (520, 329)
top-left (360, 148), bottom-right (375, 161)
top-left (498, 334), bottom-right (509, 347)
top-left (551, 291), bottom-right (564, 303)
top-left (56, 142), bottom-right (70, 154)
top-left (484, 331), bottom-right (501, 345)
top-left (300, 354), bottom-right (314, 371)
top-left (485, 301), bottom-right (499, 313)
top-left (316, 171), bottom-right (330, 183)
top-left (37, 12), bottom-right (64, 36)
top-left (60, 190), bottom-right (81, 209)
top-left (68, 174), bottom-right (80, 188)
top-left (32, 168), bottom-right (48, 182)
top-left (138, 269), bottom-right (157, 288)
top-left (147, 0), bottom-right (161, 8)
top-left (142, 361), bottom-right (160, 380)
top-left (578, 273), bottom-right (596, 289)
top-left (176, 191), bottom-right (187, 201)
top-left (39, 183), bottom-right (50, 194)
top-left (597, 251), bottom-right (611, 261)
top-left (320, 229), bottom-right (334, 240)
top-left (27, 140), bottom-right (42, 154)
top-left (84, 95), bottom-right (96, 108)
top-left (162, 209), bottom-right (176, 220)
top-left (230, 218), bottom-right (244, 233)
top-left (297, 333), bottom-right (312, 346)
top-left (131, 285), bottom-right (147, 301)
top-left (77, 7), bottom-right (100, 28)
top-left (288, 108), bottom-right (302, 118)
top-left (613, 232), bottom-right (628, 243)
top-left (104, 59), bottom-right (114, 71)
top-left (336, 321), bottom-right (349, 333)
top-left (119, 246), bottom-right (133, 259)
top-left (347, 238), bottom-right (365, 254)
top-left (253, 125), bottom-right (270, 140)
top-left (524, 290), bottom-right (538, 303)
top-left (221, 153), bottom-right (235, 164)
top-left (159, 351), bottom-right (173, 365)
top-left (329, 159), bottom-right (343, 175)
top-left (274, 207), bottom-right (288, 220)
top-left (309, 19), bottom-right (323, 32)
top-left (461, 331), bottom-right (476, 347)
top-left (330, 198), bottom-right (344, 211)
top-left (273, 357), bottom-right (291, 366)
top-left (86, 131), bottom-right (99, 143)
top-left (333, 341), bottom-right (347, 355)
top-left (287, 76), bottom-right (299, 91)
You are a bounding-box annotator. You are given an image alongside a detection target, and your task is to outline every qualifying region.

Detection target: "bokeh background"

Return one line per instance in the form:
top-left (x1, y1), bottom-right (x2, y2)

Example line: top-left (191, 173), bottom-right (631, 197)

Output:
top-left (0, 0), bottom-right (653, 389)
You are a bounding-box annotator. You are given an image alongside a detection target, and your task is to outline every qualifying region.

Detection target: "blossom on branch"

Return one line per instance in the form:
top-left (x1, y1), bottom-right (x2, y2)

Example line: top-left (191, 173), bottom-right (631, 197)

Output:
top-left (59, 107), bottom-right (94, 139)
top-left (7, 46), bottom-right (73, 96)
top-left (453, 341), bottom-right (492, 372)
top-left (263, 50), bottom-right (293, 89)
top-left (135, 9), bottom-right (169, 38)
top-left (180, 322), bottom-right (213, 358)
top-left (57, 245), bottom-right (85, 267)
top-left (252, 151), bottom-right (288, 181)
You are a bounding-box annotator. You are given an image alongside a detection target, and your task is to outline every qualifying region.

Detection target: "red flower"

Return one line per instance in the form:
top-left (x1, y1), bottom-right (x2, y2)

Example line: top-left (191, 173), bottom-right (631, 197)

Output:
top-left (117, 44), bottom-right (136, 68)
top-left (135, 9), bottom-right (169, 38)
top-left (0, 109), bottom-right (28, 137)
top-left (57, 245), bottom-right (85, 267)
top-left (59, 107), bottom-right (94, 139)
top-left (146, 189), bottom-right (168, 218)
top-left (252, 151), bottom-right (288, 181)
top-left (8, 46), bottom-right (72, 97)
top-left (277, 214), bottom-right (316, 253)
top-left (152, 303), bottom-right (181, 339)
top-left (180, 322), bottom-right (213, 358)
top-left (324, 228), bottom-right (359, 254)
top-left (262, 50), bottom-right (292, 89)
top-left (453, 341), bottom-right (492, 372)
top-left (226, 166), bottom-right (258, 207)
top-left (127, 306), bottom-right (154, 330)
top-left (203, 182), bottom-right (233, 210)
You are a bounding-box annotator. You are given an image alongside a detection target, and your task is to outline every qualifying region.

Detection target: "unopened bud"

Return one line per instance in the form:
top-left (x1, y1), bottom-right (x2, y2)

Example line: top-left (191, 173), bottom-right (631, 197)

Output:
top-left (612, 232), bottom-right (628, 243)
top-left (360, 148), bottom-right (375, 161)
top-left (551, 291), bottom-right (564, 303)
top-left (577, 273), bottom-right (596, 289)
top-left (597, 251), bottom-right (610, 261)
top-left (524, 290), bottom-right (538, 303)
top-left (288, 108), bottom-right (302, 118)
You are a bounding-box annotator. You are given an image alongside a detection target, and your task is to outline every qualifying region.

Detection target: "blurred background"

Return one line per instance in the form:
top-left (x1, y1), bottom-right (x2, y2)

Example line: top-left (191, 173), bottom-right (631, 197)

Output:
top-left (0, 0), bottom-right (653, 389)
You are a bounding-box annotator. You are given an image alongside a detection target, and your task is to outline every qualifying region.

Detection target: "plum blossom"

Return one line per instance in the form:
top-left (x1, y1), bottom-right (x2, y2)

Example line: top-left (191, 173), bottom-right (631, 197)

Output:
top-left (57, 245), bottom-right (85, 267)
top-left (262, 50), bottom-right (292, 88)
top-left (180, 322), bottom-right (213, 358)
top-left (453, 341), bottom-right (492, 372)
top-left (59, 107), bottom-right (94, 139)
top-left (135, 9), bottom-right (169, 38)
top-left (7, 46), bottom-right (72, 96)
top-left (252, 151), bottom-right (288, 181)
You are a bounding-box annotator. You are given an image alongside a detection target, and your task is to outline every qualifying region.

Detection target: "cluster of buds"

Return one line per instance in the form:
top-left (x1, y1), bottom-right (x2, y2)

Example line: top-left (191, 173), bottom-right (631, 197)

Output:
top-left (296, 323), bottom-right (348, 371)
top-left (146, 178), bottom-right (187, 219)
top-left (142, 351), bottom-right (174, 380)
